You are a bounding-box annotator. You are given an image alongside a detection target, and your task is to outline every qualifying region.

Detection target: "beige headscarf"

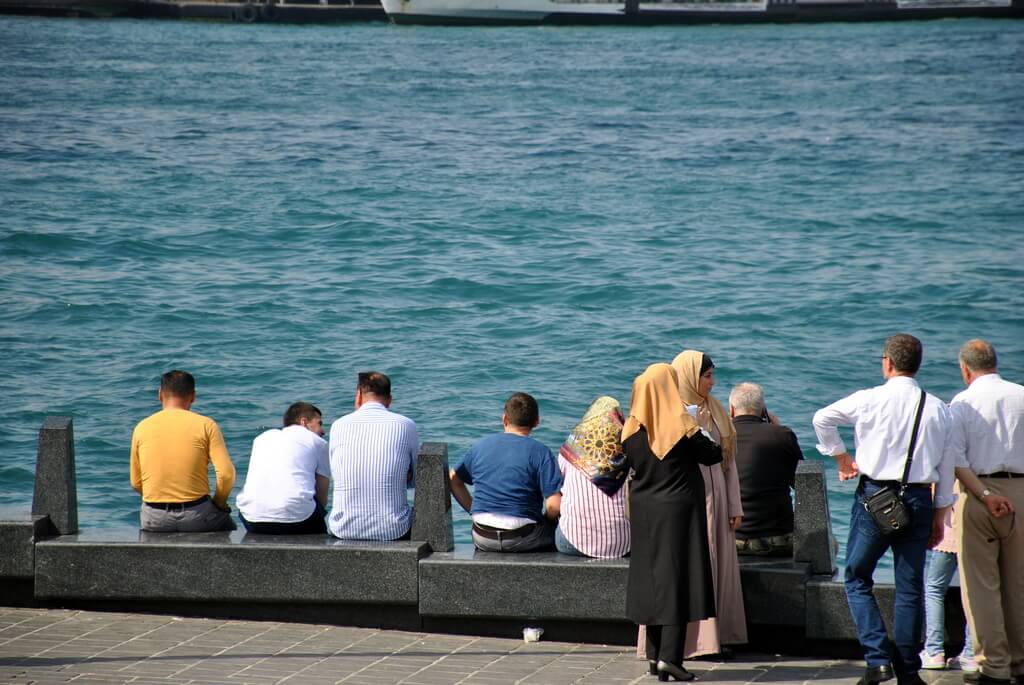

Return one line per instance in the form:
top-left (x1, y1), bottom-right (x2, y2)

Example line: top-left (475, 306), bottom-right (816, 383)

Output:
top-left (671, 350), bottom-right (736, 469)
top-left (621, 363), bottom-right (701, 460)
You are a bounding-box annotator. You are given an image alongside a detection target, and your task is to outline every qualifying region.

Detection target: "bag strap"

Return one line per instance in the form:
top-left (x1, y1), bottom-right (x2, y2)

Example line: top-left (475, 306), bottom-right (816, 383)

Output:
top-left (900, 389), bottom-right (927, 493)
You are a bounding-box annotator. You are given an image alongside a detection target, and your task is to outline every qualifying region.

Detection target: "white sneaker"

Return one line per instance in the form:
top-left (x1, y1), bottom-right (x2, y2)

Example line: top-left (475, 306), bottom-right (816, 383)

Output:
top-left (952, 654), bottom-right (979, 674)
top-left (920, 650), bottom-right (946, 670)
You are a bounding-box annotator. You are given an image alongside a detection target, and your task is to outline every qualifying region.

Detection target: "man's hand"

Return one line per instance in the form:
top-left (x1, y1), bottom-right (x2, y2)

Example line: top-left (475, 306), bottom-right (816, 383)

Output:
top-left (984, 493), bottom-right (1014, 518)
top-left (834, 453), bottom-right (860, 481)
top-left (729, 516), bottom-right (742, 531)
top-left (928, 507), bottom-right (947, 549)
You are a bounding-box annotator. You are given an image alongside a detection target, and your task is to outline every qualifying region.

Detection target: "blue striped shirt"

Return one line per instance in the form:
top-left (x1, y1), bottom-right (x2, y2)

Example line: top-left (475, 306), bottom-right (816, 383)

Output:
top-left (328, 401), bottom-right (420, 541)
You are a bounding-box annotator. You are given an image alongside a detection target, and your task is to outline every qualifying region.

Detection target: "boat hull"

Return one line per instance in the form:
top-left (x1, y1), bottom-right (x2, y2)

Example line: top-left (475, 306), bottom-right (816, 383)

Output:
top-left (382, 0), bottom-right (1024, 24)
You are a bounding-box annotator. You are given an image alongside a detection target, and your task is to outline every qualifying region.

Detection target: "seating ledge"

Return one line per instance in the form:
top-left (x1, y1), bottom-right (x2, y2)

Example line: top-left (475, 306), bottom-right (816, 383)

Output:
top-left (33, 530), bottom-right (429, 605)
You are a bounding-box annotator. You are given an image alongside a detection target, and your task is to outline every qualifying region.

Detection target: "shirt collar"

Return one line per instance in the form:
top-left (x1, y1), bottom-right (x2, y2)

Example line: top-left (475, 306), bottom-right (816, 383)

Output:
top-left (970, 372), bottom-right (1002, 387)
top-left (885, 375), bottom-right (920, 388)
top-left (358, 401), bottom-right (387, 411)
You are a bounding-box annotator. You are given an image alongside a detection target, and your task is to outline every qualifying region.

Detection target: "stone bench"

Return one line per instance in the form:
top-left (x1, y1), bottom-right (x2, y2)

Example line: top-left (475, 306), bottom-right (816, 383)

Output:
top-left (417, 545), bottom-right (818, 640)
top-left (33, 531), bottom-right (431, 629)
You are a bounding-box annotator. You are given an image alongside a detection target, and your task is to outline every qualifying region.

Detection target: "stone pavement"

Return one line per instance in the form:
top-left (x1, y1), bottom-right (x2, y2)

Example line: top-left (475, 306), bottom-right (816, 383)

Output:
top-left (0, 608), bottom-right (973, 685)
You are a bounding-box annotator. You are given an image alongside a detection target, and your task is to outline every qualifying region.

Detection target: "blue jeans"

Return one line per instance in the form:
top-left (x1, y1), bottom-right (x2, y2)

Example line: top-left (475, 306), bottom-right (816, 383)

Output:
top-left (845, 481), bottom-right (933, 674)
top-left (555, 525), bottom-right (585, 556)
top-left (923, 550), bottom-right (974, 658)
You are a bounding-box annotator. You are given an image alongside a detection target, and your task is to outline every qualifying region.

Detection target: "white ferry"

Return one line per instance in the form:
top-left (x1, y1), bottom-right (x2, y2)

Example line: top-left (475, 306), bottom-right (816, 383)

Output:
top-left (381, 0), bottom-right (1022, 24)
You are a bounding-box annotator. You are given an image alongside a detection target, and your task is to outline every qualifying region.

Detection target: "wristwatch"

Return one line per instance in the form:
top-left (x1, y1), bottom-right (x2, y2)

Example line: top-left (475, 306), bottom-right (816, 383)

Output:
top-left (979, 489), bottom-right (992, 500)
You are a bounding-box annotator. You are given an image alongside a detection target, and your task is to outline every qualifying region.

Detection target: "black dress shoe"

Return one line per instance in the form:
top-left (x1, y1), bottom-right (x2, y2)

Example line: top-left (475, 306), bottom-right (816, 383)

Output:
top-left (656, 660), bottom-right (696, 682)
top-left (856, 664), bottom-right (895, 685)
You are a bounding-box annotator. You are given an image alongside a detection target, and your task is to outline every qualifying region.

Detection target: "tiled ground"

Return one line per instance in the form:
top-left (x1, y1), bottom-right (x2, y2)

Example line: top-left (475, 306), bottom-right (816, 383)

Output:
top-left (0, 608), bottom-right (973, 684)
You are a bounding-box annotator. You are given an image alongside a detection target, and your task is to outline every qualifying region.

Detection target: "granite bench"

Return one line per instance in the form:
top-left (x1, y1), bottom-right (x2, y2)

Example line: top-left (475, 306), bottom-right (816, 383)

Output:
top-left (33, 531), bottom-right (432, 629)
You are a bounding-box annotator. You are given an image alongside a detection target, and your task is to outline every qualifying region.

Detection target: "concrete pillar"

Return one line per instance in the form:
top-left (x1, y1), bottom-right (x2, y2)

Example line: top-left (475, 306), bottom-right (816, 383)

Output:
top-left (793, 460), bottom-right (835, 575)
top-left (32, 416), bottom-right (78, 535)
top-left (411, 442), bottom-right (454, 553)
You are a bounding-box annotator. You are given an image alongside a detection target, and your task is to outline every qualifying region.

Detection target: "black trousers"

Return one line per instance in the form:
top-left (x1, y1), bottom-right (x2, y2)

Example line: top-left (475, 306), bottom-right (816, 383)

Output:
top-left (239, 502), bottom-right (327, 534)
top-left (645, 624), bottom-right (684, 665)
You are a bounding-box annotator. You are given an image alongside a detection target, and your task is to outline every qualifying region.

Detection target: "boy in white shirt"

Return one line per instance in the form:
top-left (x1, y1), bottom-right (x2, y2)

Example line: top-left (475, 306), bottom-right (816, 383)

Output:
top-left (237, 402), bottom-right (330, 534)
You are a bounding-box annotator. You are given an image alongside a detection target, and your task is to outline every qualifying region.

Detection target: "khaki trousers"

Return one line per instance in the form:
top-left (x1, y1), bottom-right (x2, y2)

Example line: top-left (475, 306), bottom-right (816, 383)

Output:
top-left (958, 477), bottom-right (1024, 680)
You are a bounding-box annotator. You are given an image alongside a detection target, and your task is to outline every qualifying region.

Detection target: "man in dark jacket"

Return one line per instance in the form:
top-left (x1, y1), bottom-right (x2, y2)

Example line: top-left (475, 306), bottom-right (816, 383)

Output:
top-left (729, 382), bottom-right (803, 556)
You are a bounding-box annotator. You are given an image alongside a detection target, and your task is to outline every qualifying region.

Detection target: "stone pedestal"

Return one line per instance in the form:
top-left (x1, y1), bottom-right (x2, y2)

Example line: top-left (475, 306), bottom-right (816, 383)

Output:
top-left (32, 417), bottom-right (77, 535)
top-left (411, 442), bottom-right (454, 553)
top-left (793, 460), bottom-right (835, 576)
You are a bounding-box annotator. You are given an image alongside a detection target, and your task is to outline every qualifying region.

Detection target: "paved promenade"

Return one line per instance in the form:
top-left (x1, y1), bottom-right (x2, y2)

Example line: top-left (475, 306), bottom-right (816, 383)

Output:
top-left (0, 608), bottom-right (970, 685)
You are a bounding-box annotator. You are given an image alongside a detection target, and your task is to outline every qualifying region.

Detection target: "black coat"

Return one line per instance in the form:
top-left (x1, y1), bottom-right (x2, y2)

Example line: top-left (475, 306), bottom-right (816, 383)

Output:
top-left (732, 415), bottom-right (803, 539)
top-left (623, 427), bottom-right (723, 626)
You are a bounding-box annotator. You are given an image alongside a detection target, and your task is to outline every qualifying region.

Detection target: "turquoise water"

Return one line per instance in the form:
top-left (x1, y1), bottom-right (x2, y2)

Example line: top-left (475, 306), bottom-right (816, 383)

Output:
top-left (1, 17), bottom-right (1022, 570)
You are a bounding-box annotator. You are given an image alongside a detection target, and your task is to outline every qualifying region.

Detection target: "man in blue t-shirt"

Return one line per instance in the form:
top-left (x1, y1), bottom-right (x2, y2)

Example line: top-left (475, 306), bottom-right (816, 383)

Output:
top-left (449, 392), bottom-right (563, 552)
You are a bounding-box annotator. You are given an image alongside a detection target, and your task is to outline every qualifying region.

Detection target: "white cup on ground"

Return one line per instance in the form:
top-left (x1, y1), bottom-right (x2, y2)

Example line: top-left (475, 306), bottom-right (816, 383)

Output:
top-left (522, 627), bottom-right (543, 643)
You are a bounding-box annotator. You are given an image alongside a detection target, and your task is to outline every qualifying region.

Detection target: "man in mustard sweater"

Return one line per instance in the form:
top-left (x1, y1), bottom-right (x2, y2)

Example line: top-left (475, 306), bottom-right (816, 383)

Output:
top-left (130, 370), bottom-right (236, 532)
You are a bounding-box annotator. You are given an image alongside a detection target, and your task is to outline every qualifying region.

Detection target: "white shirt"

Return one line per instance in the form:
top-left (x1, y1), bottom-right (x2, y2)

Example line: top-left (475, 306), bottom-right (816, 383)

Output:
top-left (813, 376), bottom-right (956, 508)
top-left (948, 373), bottom-right (1024, 475)
top-left (237, 425), bottom-right (329, 523)
top-left (328, 401), bottom-right (420, 541)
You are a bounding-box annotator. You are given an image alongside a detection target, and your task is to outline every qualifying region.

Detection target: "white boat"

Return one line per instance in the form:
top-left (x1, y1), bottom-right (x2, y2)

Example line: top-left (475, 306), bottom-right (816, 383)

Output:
top-left (381, 0), bottom-right (1021, 24)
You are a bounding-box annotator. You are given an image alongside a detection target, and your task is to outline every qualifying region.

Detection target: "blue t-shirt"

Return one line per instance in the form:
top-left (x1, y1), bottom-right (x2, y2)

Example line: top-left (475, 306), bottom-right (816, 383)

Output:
top-left (454, 433), bottom-right (563, 522)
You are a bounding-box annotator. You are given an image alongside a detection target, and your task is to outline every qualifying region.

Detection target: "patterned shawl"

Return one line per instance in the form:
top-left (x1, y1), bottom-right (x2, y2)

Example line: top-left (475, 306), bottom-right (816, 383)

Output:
top-left (559, 396), bottom-right (629, 496)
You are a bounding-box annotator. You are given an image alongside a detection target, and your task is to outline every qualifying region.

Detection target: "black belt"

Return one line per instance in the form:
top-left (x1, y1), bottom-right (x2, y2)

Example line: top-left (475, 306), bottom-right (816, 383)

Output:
top-left (472, 522), bottom-right (536, 540)
top-left (859, 476), bottom-right (929, 490)
top-left (979, 472), bottom-right (1023, 479)
top-left (145, 495), bottom-right (209, 510)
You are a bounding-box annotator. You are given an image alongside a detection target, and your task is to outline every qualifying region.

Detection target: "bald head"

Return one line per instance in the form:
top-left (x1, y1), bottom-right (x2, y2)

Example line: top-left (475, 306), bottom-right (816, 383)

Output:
top-left (960, 339), bottom-right (997, 373)
top-left (959, 339), bottom-right (998, 386)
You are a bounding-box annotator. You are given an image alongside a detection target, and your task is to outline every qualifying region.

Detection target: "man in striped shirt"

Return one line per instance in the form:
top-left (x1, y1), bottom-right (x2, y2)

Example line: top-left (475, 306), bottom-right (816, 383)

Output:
top-left (328, 372), bottom-right (420, 541)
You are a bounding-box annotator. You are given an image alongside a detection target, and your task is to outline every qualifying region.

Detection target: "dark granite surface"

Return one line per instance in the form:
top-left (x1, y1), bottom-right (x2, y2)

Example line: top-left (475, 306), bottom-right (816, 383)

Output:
top-left (419, 544), bottom-right (629, 620)
top-left (793, 461), bottom-right (836, 576)
top-left (737, 559), bottom-right (811, 627)
top-left (805, 577), bottom-right (896, 640)
top-left (31, 416), bottom-right (77, 535)
top-left (0, 517), bottom-right (49, 578)
top-left (34, 534), bottom-right (429, 603)
top-left (410, 442), bottom-right (454, 553)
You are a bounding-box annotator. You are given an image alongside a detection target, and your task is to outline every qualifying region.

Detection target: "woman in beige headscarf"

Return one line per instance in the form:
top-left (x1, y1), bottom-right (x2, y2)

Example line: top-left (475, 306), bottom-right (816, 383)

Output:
top-left (673, 349), bottom-right (747, 657)
top-left (622, 363), bottom-right (723, 681)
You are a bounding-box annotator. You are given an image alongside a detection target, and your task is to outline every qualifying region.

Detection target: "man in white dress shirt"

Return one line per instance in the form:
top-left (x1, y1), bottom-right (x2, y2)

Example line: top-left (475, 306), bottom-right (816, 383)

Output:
top-left (237, 402), bottom-right (330, 534)
top-left (948, 340), bottom-right (1022, 685)
top-left (328, 371), bottom-right (420, 541)
top-left (813, 334), bottom-right (956, 685)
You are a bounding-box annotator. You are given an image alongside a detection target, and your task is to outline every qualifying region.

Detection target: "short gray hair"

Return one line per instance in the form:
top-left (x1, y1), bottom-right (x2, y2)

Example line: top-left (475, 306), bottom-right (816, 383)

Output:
top-left (960, 339), bottom-right (997, 372)
top-left (730, 382), bottom-right (765, 416)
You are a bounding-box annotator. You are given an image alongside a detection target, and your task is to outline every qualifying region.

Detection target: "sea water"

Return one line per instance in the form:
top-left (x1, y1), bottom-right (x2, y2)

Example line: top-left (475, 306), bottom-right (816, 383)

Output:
top-left (1, 16), bottom-right (1022, 571)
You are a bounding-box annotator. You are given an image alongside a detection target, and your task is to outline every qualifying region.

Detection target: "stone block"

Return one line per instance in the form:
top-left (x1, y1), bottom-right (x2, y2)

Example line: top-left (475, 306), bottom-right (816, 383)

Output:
top-left (411, 443), bottom-right (454, 553)
top-left (738, 559), bottom-right (811, 627)
top-left (793, 461), bottom-right (835, 575)
top-left (805, 577), bottom-right (895, 640)
top-left (419, 544), bottom-right (629, 620)
top-left (0, 516), bottom-right (51, 578)
top-left (34, 531), bottom-right (429, 604)
top-left (32, 416), bottom-right (78, 535)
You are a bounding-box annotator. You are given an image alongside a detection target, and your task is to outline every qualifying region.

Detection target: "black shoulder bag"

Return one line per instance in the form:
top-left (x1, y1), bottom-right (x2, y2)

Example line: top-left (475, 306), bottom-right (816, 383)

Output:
top-left (863, 389), bottom-right (927, 535)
